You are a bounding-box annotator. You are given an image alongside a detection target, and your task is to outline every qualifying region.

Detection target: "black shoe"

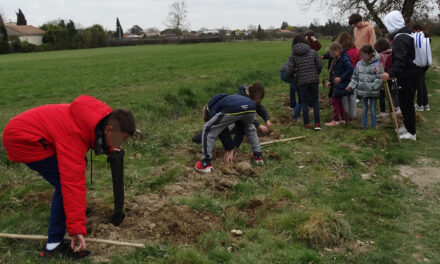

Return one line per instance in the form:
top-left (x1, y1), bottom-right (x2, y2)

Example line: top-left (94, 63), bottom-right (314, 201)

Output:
top-left (39, 242), bottom-right (91, 261)
top-left (192, 131), bottom-right (203, 144)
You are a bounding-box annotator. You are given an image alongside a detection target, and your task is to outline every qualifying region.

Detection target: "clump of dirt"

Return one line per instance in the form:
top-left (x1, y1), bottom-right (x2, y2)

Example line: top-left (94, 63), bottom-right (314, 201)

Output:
top-left (358, 134), bottom-right (391, 148)
top-left (22, 190), bottom-right (53, 204)
top-left (296, 208), bottom-right (352, 248)
top-left (266, 151), bottom-right (282, 162)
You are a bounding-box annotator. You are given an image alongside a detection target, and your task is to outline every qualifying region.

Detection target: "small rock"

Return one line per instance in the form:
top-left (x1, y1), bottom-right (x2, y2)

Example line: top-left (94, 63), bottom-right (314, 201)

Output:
top-left (231, 229), bottom-right (243, 236)
top-left (135, 153), bottom-right (142, 159)
top-left (424, 258), bottom-right (430, 262)
top-left (203, 216), bottom-right (210, 221)
top-left (361, 173), bottom-right (371, 180)
top-left (149, 223), bottom-right (156, 229)
top-left (324, 247), bottom-right (333, 252)
top-left (299, 165), bottom-right (305, 169)
top-left (155, 233), bottom-right (161, 239)
top-left (357, 240), bottom-right (365, 247)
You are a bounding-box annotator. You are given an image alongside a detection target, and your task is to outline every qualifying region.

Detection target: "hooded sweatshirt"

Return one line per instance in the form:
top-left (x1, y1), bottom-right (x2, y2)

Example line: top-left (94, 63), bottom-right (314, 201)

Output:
top-left (383, 11), bottom-right (418, 79)
top-left (354, 21), bottom-right (377, 49)
top-left (330, 50), bottom-right (354, 98)
top-left (2, 95), bottom-right (112, 236)
top-left (287, 43), bottom-right (323, 86)
top-left (348, 52), bottom-right (383, 98)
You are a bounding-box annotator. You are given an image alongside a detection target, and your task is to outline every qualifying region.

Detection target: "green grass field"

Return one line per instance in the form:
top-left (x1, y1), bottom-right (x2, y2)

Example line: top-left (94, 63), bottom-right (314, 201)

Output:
top-left (0, 39), bottom-right (439, 264)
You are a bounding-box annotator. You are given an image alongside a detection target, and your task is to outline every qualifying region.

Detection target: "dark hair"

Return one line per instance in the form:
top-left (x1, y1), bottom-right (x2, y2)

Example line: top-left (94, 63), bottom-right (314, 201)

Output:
top-left (336, 31), bottom-right (356, 50)
top-left (412, 24), bottom-right (423, 32)
top-left (349, 14), bottom-right (362, 25)
top-left (328, 42), bottom-right (342, 51)
top-left (374, 38), bottom-right (390, 53)
top-left (248, 82), bottom-right (265, 101)
top-left (360, 44), bottom-right (374, 55)
top-left (292, 34), bottom-right (307, 47)
top-left (107, 109), bottom-right (136, 136)
top-left (331, 35), bottom-right (338, 42)
top-left (305, 31), bottom-right (315, 37)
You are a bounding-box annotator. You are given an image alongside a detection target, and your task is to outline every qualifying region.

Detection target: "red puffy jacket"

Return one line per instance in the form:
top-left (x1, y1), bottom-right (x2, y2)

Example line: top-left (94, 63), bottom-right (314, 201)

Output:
top-left (2, 95), bottom-right (112, 236)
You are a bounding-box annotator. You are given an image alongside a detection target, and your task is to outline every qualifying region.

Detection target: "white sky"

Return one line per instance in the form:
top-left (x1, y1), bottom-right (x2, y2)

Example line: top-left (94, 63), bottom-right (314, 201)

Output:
top-left (0, 0), bottom-right (330, 31)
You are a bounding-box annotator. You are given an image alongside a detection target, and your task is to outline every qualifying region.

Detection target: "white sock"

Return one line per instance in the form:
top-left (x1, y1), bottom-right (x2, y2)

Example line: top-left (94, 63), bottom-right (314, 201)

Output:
top-left (46, 242), bottom-right (61, 250)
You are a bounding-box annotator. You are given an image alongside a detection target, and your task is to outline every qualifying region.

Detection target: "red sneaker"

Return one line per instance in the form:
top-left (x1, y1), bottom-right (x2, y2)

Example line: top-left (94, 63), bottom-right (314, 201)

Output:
top-left (252, 152), bottom-right (264, 165)
top-left (195, 161), bottom-right (214, 173)
top-left (304, 124), bottom-right (311, 129)
top-left (314, 123), bottom-right (322, 131)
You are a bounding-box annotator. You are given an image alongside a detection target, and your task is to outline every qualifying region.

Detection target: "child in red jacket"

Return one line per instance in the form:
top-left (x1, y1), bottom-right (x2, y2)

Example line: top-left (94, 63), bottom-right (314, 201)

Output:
top-left (2, 95), bottom-right (135, 260)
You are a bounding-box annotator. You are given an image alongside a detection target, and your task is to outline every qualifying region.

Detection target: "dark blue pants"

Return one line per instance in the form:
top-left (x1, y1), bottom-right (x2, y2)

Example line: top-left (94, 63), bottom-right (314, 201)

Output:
top-left (27, 156), bottom-right (66, 243)
top-left (280, 71), bottom-right (302, 116)
top-left (299, 83), bottom-right (320, 125)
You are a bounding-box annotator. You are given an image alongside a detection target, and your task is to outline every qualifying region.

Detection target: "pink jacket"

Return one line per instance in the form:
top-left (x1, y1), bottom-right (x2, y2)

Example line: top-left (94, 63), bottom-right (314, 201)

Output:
top-left (354, 22), bottom-right (377, 49)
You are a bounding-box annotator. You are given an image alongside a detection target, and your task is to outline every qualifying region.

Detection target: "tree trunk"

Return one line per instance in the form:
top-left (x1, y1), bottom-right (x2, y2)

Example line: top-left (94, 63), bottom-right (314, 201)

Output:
top-left (401, 0), bottom-right (417, 23)
top-left (362, 0), bottom-right (387, 33)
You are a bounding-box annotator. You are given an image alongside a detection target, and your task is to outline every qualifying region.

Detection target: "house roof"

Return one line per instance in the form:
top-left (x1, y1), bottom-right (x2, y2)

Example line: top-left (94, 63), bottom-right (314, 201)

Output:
top-left (5, 23), bottom-right (45, 36)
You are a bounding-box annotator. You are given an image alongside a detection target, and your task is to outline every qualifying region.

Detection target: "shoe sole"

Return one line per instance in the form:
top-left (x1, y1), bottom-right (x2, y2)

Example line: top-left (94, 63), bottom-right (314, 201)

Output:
top-left (195, 165), bottom-right (213, 173)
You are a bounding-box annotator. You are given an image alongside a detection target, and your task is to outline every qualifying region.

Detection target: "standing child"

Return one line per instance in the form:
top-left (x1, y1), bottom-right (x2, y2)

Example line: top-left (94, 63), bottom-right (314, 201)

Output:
top-left (195, 84), bottom-right (265, 173)
top-left (287, 35), bottom-right (323, 130)
top-left (336, 32), bottom-right (361, 119)
top-left (325, 42), bottom-right (354, 127)
top-left (347, 45), bottom-right (383, 129)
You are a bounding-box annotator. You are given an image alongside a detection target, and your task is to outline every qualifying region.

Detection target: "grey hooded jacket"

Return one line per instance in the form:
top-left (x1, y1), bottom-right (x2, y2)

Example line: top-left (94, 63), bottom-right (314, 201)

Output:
top-left (348, 52), bottom-right (383, 98)
top-left (287, 43), bottom-right (322, 86)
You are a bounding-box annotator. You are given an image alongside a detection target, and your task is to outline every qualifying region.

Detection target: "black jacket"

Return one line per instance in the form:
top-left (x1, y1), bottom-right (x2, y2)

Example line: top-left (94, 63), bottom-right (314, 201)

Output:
top-left (287, 43), bottom-right (323, 86)
top-left (388, 27), bottom-right (418, 80)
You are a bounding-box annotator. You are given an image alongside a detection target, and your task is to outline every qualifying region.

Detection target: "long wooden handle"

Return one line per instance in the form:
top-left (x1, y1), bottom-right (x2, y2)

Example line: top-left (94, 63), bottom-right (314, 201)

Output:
top-left (0, 233), bottom-right (145, 248)
top-left (261, 136), bottom-right (305, 146)
top-left (381, 65), bottom-right (401, 143)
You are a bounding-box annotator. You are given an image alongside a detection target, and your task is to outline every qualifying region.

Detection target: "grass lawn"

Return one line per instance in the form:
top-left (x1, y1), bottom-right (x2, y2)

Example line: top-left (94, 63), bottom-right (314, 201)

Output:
top-left (0, 38), bottom-right (439, 263)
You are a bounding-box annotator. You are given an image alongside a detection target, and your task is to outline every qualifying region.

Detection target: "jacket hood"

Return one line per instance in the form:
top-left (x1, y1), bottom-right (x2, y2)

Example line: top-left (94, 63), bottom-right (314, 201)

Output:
top-left (292, 43), bottom-right (311, 56)
top-left (69, 95), bottom-right (112, 144)
top-left (384, 11), bottom-right (405, 34)
top-left (365, 51), bottom-right (380, 65)
top-left (359, 21), bottom-right (371, 29)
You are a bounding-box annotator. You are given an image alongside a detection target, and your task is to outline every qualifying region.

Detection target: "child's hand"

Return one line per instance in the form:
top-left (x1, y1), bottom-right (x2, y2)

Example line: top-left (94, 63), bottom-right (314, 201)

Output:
top-left (224, 150), bottom-right (235, 163)
top-left (346, 87), bottom-right (352, 92)
top-left (258, 125), bottom-right (269, 134)
top-left (334, 77), bottom-right (341, 84)
top-left (381, 73), bottom-right (390, 81)
top-left (266, 120), bottom-right (271, 128)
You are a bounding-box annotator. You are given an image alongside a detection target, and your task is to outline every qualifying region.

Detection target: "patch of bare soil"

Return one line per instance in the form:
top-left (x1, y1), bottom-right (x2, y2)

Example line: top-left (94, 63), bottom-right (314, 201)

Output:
top-left (22, 190), bottom-right (53, 204)
top-left (84, 144), bottom-right (264, 261)
top-left (397, 165), bottom-right (440, 189)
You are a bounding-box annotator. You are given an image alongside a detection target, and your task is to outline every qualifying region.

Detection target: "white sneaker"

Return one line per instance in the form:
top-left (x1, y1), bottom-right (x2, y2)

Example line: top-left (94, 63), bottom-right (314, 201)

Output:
top-left (395, 107), bottom-right (401, 115)
top-left (415, 104), bottom-right (424, 112)
top-left (400, 132), bottom-right (416, 141)
top-left (398, 126), bottom-right (408, 134)
top-left (424, 105), bottom-right (430, 111)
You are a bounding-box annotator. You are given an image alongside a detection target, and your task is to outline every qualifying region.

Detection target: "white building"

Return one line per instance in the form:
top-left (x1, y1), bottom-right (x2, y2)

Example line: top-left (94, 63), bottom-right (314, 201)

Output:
top-left (5, 23), bottom-right (45, 45)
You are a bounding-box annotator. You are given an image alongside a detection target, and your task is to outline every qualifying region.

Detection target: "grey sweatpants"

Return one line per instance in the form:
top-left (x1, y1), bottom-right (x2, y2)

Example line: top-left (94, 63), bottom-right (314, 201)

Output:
top-left (202, 112), bottom-right (261, 160)
top-left (342, 94), bottom-right (357, 118)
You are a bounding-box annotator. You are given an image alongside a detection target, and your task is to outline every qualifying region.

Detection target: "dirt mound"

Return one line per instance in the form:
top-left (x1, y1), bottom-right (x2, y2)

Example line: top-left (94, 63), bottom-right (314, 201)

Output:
top-left (22, 190), bottom-right (53, 204)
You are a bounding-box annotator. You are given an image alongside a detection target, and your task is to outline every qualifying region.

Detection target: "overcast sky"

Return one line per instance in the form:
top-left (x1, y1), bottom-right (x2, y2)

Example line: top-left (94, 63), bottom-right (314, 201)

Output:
top-left (0, 0), bottom-right (330, 31)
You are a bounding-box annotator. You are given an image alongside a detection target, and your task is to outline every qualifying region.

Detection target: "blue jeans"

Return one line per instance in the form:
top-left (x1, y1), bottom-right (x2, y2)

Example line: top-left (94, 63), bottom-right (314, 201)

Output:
top-left (27, 156), bottom-right (66, 243)
top-left (280, 71), bottom-right (302, 117)
top-left (361, 98), bottom-right (377, 128)
top-left (299, 83), bottom-right (320, 125)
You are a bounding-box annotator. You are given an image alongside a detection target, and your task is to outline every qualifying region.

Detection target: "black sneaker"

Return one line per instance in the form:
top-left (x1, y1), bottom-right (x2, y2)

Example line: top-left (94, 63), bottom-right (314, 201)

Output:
top-left (39, 242), bottom-right (91, 261)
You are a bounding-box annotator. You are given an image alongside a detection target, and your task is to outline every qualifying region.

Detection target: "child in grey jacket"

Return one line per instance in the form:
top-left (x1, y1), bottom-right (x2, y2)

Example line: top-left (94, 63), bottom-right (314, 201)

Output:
top-left (347, 45), bottom-right (383, 129)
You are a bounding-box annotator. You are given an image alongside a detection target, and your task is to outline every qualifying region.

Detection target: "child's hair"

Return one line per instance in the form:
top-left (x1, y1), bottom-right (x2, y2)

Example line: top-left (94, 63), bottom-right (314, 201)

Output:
top-left (331, 34), bottom-right (338, 42)
top-left (292, 34), bottom-right (307, 47)
top-left (328, 42), bottom-right (342, 51)
top-left (305, 31), bottom-right (316, 37)
top-left (349, 14), bottom-right (362, 25)
top-left (107, 109), bottom-right (136, 136)
top-left (247, 82), bottom-right (265, 101)
top-left (336, 31), bottom-right (356, 50)
top-left (360, 44), bottom-right (375, 55)
top-left (412, 24), bottom-right (423, 32)
top-left (374, 38), bottom-right (390, 53)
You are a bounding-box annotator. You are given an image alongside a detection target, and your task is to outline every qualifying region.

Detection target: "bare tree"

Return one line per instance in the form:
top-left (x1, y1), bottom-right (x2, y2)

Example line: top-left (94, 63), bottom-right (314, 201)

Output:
top-left (302, 0), bottom-right (437, 32)
top-left (166, 0), bottom-right (189, 39)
